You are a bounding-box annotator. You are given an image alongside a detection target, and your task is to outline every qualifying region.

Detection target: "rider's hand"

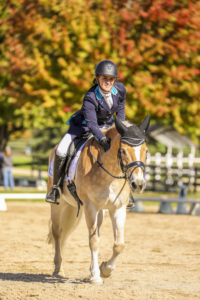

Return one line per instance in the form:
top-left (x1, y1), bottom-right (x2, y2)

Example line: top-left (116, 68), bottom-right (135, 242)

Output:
top-left (100, 137), bottom-right (111, 152)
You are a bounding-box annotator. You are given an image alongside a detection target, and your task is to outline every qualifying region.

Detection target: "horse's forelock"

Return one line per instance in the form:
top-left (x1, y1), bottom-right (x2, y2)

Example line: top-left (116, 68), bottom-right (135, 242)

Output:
top-left (121, 120), bottom-right (133, 127)
top-left (101, 120), bottom-right (134, 135)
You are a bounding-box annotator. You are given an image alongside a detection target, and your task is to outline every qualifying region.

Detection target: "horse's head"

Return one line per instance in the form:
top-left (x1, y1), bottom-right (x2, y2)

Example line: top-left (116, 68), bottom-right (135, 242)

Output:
top-left (115, 115), bottom-right (150, 194)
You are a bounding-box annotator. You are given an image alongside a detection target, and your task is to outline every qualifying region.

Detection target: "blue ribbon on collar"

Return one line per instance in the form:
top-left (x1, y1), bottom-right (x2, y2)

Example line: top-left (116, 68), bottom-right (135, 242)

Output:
top-left (95, 85), bottom-right (118, 100)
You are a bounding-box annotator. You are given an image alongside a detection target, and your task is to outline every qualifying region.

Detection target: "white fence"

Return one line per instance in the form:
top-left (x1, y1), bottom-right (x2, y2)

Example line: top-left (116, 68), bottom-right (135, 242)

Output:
top-left (147, 151), bottom-right (200, 169)
top-left (0, 193), bottom-right (46, 211)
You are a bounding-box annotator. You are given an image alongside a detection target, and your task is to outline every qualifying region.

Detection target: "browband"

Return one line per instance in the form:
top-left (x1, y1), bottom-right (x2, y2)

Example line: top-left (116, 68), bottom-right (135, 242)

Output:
top-left (120, 137), bottom-right (147, 147)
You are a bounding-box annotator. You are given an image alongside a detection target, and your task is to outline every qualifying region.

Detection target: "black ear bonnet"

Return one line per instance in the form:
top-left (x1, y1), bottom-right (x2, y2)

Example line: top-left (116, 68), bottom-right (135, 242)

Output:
top-left (115, 115), bottom-right (150, 147)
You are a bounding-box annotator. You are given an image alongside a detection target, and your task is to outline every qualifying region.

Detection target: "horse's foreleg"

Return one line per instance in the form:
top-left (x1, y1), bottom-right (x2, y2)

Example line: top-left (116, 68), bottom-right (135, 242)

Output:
top-left (97, 209), bottom-right (105, 236)
top-left (84, 204), bottom-right (103, 284)
top-left (51, 201), bottom-right (66, 277)
top-left (100, 205), bottom-right (126, 278)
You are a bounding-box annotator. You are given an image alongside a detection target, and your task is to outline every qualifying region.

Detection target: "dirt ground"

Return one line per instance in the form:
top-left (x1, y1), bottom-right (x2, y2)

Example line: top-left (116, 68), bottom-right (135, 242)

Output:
top-left (0, 202), bottom-right (199, 300)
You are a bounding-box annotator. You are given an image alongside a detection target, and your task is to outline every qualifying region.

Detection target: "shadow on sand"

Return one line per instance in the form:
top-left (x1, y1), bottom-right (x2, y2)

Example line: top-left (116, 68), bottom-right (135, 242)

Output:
top-left (0, 272), bottom-right (89, 285)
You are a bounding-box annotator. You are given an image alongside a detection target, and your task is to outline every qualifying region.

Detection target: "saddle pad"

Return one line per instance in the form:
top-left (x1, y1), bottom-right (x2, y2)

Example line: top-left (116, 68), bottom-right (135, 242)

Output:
top-left (48, 139), bottom-right (89, 182)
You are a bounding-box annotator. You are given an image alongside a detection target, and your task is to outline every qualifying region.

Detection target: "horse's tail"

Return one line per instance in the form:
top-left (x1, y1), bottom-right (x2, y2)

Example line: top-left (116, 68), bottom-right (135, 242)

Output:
top-left (46, 204), bottom-right (83, 252)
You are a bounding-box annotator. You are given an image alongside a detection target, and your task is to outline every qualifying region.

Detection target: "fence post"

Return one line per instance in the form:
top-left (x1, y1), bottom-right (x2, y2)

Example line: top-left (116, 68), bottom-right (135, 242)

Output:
top-left (190, 203), bottom-right (200, 215)
top-left (194, 167), bottom-right (197, 193)
top-left (176, 184), bottom-right (187, 214)
top-left (158, 201), bottom-right (174, 214)
top-left (31, 156), bottom-right (35, 176)
top-left (158, 194), bottom-right (174, 214)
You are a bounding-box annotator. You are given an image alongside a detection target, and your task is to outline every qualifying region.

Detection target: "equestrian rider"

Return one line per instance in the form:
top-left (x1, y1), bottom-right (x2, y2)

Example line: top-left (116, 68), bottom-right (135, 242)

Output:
top-left (46, 60), bottom-right (134, 206)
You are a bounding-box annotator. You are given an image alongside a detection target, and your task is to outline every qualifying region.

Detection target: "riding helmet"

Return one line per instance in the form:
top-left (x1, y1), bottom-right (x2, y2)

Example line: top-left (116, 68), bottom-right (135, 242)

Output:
top-left (95, 60), bottom-right (118, 78)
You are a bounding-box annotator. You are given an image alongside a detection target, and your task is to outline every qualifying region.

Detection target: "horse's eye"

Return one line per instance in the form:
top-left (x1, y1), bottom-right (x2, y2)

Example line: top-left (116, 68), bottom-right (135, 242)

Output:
top-left (121, 149), bottom-right (126, 155)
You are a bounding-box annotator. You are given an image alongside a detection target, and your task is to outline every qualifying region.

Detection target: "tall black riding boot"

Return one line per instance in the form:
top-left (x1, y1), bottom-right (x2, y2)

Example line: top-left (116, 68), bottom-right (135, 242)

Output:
top-left (126, 193), bottom-right (135, 209)
top-left (45, 153), bottom-right (66, 204)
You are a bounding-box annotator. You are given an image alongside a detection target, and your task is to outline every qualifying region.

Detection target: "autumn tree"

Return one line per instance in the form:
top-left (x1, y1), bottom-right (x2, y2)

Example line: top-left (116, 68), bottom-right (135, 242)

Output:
top-left (0, 2), bottom-right (24, 150)
top-left (1, 0), bottom-right (200, 147)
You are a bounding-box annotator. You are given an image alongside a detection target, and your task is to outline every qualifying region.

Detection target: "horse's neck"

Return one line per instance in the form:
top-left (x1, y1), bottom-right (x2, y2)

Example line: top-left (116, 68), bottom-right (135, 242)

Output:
top-left (100, 130), bottom-right (122, 178)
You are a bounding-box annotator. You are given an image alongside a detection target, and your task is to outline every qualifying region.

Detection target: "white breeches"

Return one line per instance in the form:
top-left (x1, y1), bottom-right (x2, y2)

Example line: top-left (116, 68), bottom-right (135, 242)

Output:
top-left (56, 133), bottom-right (76, 157)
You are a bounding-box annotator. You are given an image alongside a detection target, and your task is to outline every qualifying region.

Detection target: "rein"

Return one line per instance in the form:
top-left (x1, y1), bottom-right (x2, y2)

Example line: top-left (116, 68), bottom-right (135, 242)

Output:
top-left (89, 138), bottom-right (145, 181)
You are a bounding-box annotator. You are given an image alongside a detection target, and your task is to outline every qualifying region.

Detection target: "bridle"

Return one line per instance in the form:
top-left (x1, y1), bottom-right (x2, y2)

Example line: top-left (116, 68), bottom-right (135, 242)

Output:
top-left (89, 137), bottom-right (146, 182)
top-left (117, 142), bottom-right (146, 180)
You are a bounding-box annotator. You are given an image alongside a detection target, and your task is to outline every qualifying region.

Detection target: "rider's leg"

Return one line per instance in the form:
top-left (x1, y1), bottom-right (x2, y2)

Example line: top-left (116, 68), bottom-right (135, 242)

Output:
top-left (46, 133), bottom-right (76, 204)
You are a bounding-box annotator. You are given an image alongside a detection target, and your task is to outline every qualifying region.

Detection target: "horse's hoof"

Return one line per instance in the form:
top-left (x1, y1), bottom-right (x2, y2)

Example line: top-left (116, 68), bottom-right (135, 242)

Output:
top-left (100, 262), bottom-right (114, 278)
top-left (53, 270), bottom-right (65, 277)
top-left (90, 277), bottom-right (104, 285)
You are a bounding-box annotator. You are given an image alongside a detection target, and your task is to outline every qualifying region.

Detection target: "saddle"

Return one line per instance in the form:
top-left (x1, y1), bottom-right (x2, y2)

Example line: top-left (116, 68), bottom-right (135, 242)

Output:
top-left (64, 133), bottom-right (93, 216)
top-left (65, 133), bottom-right (93, 176)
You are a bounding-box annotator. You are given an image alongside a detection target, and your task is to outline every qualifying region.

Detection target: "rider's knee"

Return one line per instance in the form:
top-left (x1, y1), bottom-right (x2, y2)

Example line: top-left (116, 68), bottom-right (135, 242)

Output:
top-left (56, 133), bottom-right (76, 157)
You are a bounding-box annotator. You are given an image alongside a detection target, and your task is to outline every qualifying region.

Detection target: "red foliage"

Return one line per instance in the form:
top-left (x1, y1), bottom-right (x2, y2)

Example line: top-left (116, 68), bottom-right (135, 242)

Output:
top-left (1, 0), bottom-right (200, 138)
top-left (63, 107), bottom-right (72, 112)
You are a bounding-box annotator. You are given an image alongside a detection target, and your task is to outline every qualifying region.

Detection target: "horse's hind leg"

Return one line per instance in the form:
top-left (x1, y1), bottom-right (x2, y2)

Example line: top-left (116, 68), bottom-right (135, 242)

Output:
top-left (100, 205), bottom-right (126, 278)
top-left (51, 200), bottom-right (67, 277)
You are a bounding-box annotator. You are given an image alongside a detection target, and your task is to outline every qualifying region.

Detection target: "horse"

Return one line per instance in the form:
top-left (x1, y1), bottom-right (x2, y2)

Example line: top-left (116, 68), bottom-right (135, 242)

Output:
top-left (47, 116), bottom-right (150, 284)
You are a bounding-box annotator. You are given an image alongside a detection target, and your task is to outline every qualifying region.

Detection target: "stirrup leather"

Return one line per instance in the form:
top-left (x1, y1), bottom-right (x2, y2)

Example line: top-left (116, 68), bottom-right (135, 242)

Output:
top-left (67, 181), bottom-right (83, 217)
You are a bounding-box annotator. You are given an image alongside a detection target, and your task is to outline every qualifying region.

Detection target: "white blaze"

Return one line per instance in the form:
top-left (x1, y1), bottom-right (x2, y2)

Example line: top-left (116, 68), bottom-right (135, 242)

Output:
top-left (133, 145), bottom-right (143, 179)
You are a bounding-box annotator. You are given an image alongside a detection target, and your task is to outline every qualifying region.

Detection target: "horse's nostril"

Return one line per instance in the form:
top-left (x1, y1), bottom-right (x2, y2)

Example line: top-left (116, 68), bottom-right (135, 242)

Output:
top-left (132, 182), bottom-right (137, 189)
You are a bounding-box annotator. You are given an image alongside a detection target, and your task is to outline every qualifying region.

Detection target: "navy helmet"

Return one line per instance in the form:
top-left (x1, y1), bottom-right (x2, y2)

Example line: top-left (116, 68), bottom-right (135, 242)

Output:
top-left (95, 60), bottom-right (118, 78)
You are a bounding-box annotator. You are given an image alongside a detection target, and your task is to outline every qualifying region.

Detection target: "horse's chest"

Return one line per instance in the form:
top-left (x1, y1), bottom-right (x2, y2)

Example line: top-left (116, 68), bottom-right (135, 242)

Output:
top-left (91, 180), bottom-right (129, 209)
top-left (109, 181), bottom-right (129, 204)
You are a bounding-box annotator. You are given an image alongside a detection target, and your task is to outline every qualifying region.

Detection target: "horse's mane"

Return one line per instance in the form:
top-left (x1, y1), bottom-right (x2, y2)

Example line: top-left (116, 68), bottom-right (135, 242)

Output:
top-left (100, 119), bottom-right (133, 134)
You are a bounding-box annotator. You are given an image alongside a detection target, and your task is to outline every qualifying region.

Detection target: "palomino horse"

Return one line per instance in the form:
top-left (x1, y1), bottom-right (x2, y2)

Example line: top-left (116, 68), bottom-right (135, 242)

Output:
top-left (47, 116), bottom-right (150, 284)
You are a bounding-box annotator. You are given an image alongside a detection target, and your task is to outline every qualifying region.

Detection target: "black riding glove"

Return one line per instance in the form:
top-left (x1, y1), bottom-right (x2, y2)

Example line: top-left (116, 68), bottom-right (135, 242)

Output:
top-left (100, 137), bottom-right (111, 152)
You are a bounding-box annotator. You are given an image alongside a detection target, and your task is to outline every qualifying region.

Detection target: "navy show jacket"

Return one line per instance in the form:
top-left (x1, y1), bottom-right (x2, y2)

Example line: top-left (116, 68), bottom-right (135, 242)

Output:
top-left (67, 82), bottom-right (126, 141)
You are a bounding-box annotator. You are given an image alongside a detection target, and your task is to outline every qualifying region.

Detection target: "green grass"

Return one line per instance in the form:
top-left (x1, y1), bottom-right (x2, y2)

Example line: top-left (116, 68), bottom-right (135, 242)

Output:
top-left (13, 156), bottom-right (32, 165)
top-left (0, 190), bottom-right (45, 194)
top-left (5, 199), bottom-right (45, 202)
top-left (2, 189), bottom-right (200, 204)
top-left (12, 173), bottom-right (48, 181)
top-left (134, 190), bottom-right (200, 207)
top-left (13, 156), bottom-right (48, 171)
top-left (141, 190), bottom-right (200, 198)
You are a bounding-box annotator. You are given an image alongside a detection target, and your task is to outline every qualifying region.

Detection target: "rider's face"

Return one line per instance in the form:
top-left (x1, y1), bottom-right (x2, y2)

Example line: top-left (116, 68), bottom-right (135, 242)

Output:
top-left (98, 75), bottom-right (116, 93)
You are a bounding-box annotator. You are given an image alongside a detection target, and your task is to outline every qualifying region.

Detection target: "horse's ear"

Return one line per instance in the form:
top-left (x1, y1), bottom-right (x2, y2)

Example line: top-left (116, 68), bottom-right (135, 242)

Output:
top-left (139, 114), bottom-right (150, 134)
top-left (115, 117), bottom-right (128, 136)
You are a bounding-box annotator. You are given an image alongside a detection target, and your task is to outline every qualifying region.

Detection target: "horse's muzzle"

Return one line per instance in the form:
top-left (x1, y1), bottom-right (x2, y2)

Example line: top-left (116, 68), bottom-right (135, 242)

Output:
top-left (130, 179), bottom-right (146, 193)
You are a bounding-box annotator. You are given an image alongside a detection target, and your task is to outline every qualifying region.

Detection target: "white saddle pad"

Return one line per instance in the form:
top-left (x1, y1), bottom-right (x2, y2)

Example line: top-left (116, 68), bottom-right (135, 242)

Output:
top-left (48, 139), bottom-right (89, 182)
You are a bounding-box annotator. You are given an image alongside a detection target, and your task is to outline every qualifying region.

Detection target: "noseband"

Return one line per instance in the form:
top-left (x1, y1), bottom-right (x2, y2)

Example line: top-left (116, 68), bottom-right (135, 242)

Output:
top-left (90, 138), bottom-right (146, 181)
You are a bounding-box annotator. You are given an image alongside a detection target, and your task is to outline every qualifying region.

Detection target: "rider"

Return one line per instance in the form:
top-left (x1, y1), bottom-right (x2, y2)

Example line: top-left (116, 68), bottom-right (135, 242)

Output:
top-left (46, 60), bottom-right (134, 207)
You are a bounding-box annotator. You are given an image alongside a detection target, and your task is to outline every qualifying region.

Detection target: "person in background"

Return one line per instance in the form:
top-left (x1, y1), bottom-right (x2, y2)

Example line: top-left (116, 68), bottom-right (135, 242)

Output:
top-left (2, 146), bottom-right (15, 190)
top-left (0, 151), bottom-right (3, 182)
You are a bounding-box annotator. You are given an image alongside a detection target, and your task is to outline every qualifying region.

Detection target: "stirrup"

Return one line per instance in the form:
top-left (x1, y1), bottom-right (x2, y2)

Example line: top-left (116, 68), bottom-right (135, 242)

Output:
top-left (45, 186), bottom-right (60, 205)
top-left (126, 194), bottom-right (135, 209)
top-left (126, 203), bottom-right (135, 209)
